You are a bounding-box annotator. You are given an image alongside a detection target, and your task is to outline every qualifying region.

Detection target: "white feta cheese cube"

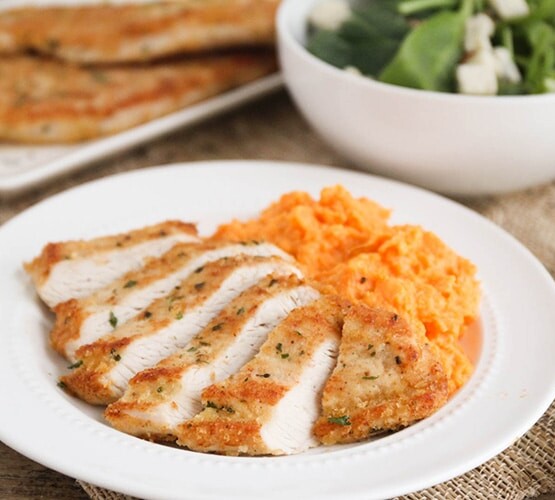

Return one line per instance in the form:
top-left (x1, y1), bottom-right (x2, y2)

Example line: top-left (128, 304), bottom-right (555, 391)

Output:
top-left (456, 63), bottom-right (498, 95)
top-left (465, 14), bottom-right (495, 52)
top-left (544, 78), bottom-right (555, 93)
top-left (492, 46), bottom-right (522, 83)
top-left (344, 65), bottom-right (362, 76)
top-left (488, 0), bottom-right (530, 20)
top-left (309, 0), bottom-right (352, 31)
top-left (468, 48), bottom-right (497, 70)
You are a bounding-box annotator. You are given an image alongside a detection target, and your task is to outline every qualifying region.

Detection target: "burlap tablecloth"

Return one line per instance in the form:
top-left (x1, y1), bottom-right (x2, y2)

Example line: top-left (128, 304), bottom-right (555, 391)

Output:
top-left (1, 92), bottom-right (553, 500)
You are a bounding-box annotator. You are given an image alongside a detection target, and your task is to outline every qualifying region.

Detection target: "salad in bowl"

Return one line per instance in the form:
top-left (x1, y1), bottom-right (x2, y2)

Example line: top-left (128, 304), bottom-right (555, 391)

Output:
top-left (307, 0), bottom-right (555, 95)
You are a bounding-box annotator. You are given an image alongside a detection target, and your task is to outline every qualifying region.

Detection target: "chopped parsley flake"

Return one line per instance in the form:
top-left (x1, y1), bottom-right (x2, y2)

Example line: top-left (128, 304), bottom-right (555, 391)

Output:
top-left (67, 360), bottom-right (83, 370)
top-left (256, 373), bottom-right (271, 378)
top-left (176, 312), bottom-right (184, 320)
top-left (123, 280), bottom-right (138, 289)
top-left (367, 344), bottom-right (374, 350)
top-left (362, 375), bottom-right (379, 380)
top-left (144, 311), bottom-right (152, 319)
top-left (328, 415), bottom-right (351, 426)
top-left (109, 311), bottom-right (118, 328)
top-left (110, 348), bottom-right (121, 362)
top-left (295, 330), bottom-right (303, 337)
top-left (212, 323), bottom-right (224, 331)
top-left (187, 346), bottom-right (197, 353)
top-left (194, 282), bottom-right (206, 291)
top-left (199, 341), bottom-right (211, 346)
top-left (268, 278), bottom-right (278, 287)
top-left (236, 307), bottom-right (245, 315)
top-left (205, 401), bottom-right (234, 413)
top-left (281, 353), bottom-right (289, 359)
top-left (156, 386), bottom-right (163, 393)
top-left (194, 266), bottom-right (204, 274)
top-left (276, 343), bottom-right (283, 352)
top-left (57, 380), bottom-right (67, 390)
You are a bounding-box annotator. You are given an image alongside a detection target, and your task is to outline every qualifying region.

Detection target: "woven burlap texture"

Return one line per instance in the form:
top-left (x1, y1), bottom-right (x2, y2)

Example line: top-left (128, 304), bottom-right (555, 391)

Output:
top-left (3, 93), bottom-right (553, 499)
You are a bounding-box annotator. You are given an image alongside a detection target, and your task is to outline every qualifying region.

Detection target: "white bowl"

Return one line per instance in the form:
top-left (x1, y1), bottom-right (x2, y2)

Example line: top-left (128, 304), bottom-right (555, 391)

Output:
top-left (277, 0), bottom-right (555, 196)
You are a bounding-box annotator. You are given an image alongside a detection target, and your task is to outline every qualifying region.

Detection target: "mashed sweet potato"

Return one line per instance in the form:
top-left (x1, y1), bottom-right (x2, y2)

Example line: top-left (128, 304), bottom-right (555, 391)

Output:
top-left (214, 186), bottom-right (480, 394)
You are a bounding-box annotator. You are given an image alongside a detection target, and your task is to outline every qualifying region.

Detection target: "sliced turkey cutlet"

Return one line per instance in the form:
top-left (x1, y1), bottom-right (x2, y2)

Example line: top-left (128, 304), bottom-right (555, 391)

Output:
top-left (313, 306), bottom-right (449, 445)
top-left (0, 0), bottom-right (280, 64)
top-left (51, 240), bottom-right (291, 361)
top-left (177, 297), bottom-right (342, 456)
top-left (105, 275), bottom-right (319, 441)
top-left (24, 221), bottom-right (198, 308)
top-left (61, 255), bottom-right (302, 405)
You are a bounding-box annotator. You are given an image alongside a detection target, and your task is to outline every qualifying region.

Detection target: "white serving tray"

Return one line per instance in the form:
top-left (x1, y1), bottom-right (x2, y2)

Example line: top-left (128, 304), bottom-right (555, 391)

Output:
top-left (0, 74), bottom-right (283, 196)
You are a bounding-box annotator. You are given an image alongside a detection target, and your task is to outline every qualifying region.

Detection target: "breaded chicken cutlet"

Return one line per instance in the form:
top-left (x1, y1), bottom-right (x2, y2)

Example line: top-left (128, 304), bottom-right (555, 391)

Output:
top-left (313, 306), bottom-right (448, 445)
top-left (61, 254), bottom-right (302, 404)
top-left (0, 0), bottom-right (280, 63)
top-left (105, 274), bottom-right (318, 441)
top-left (24, 221), bottom-right (198, 308)
top-left (0, 51), bottom-right (277, 143)
top-left (26, 222), bottom-right (449, 456)
top-left (50, 240), bottom-right (292, 360)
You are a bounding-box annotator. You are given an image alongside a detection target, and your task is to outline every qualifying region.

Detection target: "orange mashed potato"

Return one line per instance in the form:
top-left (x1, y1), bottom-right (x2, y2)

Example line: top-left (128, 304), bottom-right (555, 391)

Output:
top-left (214, 186), bottom-right (480, 395)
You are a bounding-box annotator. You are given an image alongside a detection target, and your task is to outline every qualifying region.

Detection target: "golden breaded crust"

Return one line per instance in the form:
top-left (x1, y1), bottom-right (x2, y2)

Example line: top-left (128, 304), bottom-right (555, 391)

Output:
top-left (51, 299), bottom-right (84, 356)
top-left (0, 0), bottom-right (280, 63)
top-left (104, 365), bottom-right (185, 442)
top-left (0, 52), bottom-right (277, 143)
top-left (24, 220), bottom-right (197, 286)
top-left (313, 305), bottom-right (448, 445)
top-left (61, 337), bottom-right (134, 405)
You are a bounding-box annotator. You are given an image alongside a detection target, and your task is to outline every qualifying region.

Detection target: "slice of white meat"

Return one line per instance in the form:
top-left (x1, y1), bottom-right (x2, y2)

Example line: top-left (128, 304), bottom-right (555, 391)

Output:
top-left (61, 255), bottom-right (302, 405)
top-left (105, 275), bottom-right (319, 440)
top-left (260, 340), bottom-right (338, 453)
top-left (52, 240), bottom-right (292, 360)
top-left (24, 221), bottom-right (198, 308)
top-left (176, 297), bottom-right (342, 456)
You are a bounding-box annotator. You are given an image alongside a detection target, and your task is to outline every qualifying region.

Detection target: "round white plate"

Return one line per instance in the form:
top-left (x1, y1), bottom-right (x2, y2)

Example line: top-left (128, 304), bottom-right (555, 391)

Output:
top-left (1, 161), bottom-right (554, 500)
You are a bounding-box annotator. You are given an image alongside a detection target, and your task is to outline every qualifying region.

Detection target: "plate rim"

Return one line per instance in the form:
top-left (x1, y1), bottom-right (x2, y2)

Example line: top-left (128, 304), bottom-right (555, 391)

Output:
top-left (1, 160), bottom-right (554, 499)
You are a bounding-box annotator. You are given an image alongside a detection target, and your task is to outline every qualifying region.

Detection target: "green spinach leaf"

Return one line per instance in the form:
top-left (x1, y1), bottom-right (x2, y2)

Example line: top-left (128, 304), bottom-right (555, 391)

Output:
top-left (522, 20), bottom-right (555, 93)
top-left (307, 0), bottom-right (409, 76)
top-left (379, 0), bottom-right (473, 91)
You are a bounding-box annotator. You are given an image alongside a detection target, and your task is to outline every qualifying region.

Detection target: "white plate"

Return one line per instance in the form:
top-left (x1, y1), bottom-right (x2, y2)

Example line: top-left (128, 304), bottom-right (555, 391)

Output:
top-left (0, 161), bottom-right (554, 500)
top-left (0, 75), bottom-right (282, 196)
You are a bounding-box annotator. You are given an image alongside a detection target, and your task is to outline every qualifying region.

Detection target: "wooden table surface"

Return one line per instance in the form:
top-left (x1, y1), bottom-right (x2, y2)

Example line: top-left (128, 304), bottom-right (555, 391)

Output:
top-left (1, 91), bottom-right (553, 500)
